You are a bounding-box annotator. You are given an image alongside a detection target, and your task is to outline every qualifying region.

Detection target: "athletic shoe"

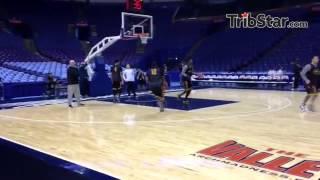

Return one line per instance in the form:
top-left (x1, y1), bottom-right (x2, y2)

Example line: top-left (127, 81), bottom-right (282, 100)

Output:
top-left (299, 105), bottom-right (307, 112)
top-left (68, 104), bottom-right (73, 108)
top-left (157, 101), bottom-right (164, 112)
top-left (160, 102), bottom-right (164, 112)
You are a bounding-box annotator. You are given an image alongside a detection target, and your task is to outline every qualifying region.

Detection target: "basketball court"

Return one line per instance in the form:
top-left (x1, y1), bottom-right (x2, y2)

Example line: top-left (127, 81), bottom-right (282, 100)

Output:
top-left (1, 88), bottom-right (319, 180)
top-left (1, 1), bottom-right (320, 180)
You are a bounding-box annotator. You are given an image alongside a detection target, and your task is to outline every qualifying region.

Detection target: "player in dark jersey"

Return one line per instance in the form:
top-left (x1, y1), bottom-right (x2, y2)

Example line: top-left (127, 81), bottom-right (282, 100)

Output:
top-left (111, 60), bottom-right (123, 103)
top-left (136, 69), bottom-right (146, 91)
top-left (147, 62), bottom-right (165, 112)
top-left (178, 58), bottom-right (193, 104)
top-left (300, 56), bottom-right (320, 112)
top-left (163, 64), bottom-right (170, 90)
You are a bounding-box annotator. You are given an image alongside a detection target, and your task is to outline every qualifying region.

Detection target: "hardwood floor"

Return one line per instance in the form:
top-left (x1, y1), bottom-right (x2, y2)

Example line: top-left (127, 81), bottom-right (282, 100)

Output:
top-left (0, 88), bottom-right (319, 180)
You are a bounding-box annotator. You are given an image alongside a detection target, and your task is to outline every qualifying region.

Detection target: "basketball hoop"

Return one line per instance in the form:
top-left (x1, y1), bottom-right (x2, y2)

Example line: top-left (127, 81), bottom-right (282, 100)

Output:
top-left (85, 12), bottom-right (153, 63)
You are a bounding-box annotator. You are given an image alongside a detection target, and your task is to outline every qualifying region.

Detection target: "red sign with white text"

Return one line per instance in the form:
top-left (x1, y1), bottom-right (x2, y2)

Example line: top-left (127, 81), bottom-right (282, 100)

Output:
top-left (192, 140), bottom-right (320, 179)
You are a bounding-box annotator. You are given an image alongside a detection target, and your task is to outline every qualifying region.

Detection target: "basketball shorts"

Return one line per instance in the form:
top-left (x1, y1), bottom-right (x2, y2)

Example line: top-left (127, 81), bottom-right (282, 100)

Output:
top-left (112, 81), bottom-right (121, 90)
top-left (182, 77), bottom-right (192, 90)
top-left (138, 79), bottom-right (146, 85)
top-left (151, 87), bottom-right (163, 97)
top-left (305, 84), bottom-right (318, 94)
top-left (149, 81), bottom-right (163, 97)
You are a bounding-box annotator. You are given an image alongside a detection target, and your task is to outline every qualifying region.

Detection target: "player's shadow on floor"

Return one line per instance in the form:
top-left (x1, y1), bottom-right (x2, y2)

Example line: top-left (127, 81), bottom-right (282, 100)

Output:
top-left (99, 95), bottom-right (237, 111)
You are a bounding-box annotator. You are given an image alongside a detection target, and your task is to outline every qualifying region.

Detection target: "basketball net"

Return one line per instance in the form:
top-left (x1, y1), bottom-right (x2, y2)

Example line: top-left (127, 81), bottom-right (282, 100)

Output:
top-left (138, 33), bottom-right (149, 45)
top-left (121, 32), bottom-right (149, 45)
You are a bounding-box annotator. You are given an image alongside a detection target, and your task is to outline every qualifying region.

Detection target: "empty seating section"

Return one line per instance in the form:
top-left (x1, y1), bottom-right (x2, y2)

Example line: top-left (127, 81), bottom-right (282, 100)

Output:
top-left (3, 62), bottom-right (67, 79)
top-left (0, 67), bottom-right (43, 83)
top-left (193, 28), bottom-right (287, 72)
top-left (0, 31), bottom-right (24, 49)
top-left (0, 48), bottom-right (45, 63)
top-left (28, 6), bottom-right (85, 63)
top-left (244, 23), bottom-right (320, 72)
top-left (1, 2), bottom-right (320, 84)
top-left (0, 31), bottom-right (45, 64)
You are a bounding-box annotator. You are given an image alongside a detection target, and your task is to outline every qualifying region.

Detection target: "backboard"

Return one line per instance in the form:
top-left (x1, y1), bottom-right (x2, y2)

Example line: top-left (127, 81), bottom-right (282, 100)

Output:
top-left (121, 12), bottom-right (153, 42)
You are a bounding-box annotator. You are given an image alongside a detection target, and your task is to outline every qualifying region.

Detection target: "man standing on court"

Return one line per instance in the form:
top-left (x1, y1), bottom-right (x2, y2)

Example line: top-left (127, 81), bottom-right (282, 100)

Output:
top-left (291, 59), bottom-right (302, 90)
top-left (79, 62), bottom-right (90, 98)
top-left (147, 62), bottom-right (165, 112)
top-left (67, 60), bottom-right (83, 107)
top-left (123, 64), bottom-right (136, 99)
top-left (178, 58), bottom-right (193, 104)
top-left (300, 56), bottom-right (320, 112)
top-left (111, 60), bottom-right (123, 103)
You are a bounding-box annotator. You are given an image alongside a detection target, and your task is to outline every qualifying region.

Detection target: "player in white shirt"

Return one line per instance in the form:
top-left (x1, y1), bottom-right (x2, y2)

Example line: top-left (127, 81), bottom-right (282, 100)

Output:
top-left (123, 64), bottom-right (137, 98)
